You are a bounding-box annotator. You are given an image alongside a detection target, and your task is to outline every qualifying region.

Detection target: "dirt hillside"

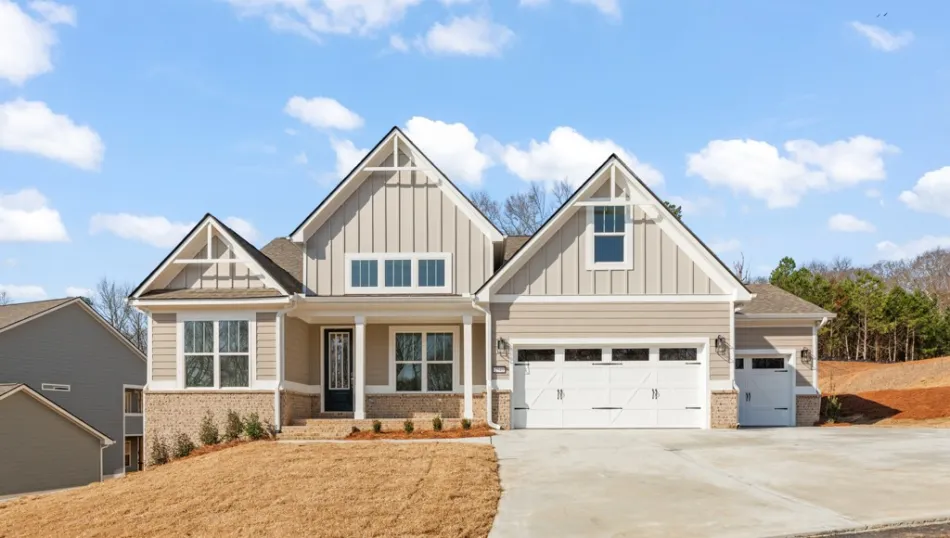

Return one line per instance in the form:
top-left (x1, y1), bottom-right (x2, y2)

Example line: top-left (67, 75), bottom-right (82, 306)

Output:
top-left (820, 356), bottom-right (950, 394)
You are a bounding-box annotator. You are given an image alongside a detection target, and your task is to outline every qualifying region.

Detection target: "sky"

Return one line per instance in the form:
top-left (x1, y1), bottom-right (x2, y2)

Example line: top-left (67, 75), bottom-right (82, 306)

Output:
top-left (1, 0), bottom-right (949, 302)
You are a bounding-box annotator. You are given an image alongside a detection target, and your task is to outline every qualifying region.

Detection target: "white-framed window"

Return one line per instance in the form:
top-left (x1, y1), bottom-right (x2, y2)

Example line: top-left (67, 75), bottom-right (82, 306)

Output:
top-left (124, 388), bottom-right (143, 414)
top-left (125, 440), bottom-right (132, 467)
top-left (513, 343), bottom-right (704, 364)
top-left (345, 253), bottom-right (452, 294)
top-left (41, 383), bottom-right (70, 392)
top-left (390, 327), bottom-right (459, 392)
top-left (180, 315), bottom-right (254, 389)
top-left (587, 205), bottom-right (632, 270)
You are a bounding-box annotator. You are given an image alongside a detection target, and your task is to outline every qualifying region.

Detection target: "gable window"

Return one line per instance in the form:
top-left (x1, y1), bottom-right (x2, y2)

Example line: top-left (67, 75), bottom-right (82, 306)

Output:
top-left (346, 253), bottom-right (451, 294)
top-left (183, 319), bottom-right (250, 389)
top-left (351, 260), bottom-right (378, 288)
top-left (392, 328), bottom-right (457, 392)
top-left (385, 260), bottom-right (411, 287)
top-left (589, 205), bottom-right (632, 269)
top-left (418, 259), bottom-right (446, 288)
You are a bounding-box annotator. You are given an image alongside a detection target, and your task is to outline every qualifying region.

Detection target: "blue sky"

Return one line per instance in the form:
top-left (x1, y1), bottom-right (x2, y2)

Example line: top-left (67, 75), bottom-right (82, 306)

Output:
top-left (1, 0), bottom-right (949, 301)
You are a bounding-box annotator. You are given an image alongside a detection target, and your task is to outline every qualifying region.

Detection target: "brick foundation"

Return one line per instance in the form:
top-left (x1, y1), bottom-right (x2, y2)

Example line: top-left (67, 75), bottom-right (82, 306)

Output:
top-left (364, 391), bottom-right (511, 429)
top-left (711, 390), bottom-right (738, 428)
top-left (144, 391), bottom-right (275, 465)
top-left (796, 394), bottom-right (821, 426)
top-left (280, 391), bottom-right (320, 427)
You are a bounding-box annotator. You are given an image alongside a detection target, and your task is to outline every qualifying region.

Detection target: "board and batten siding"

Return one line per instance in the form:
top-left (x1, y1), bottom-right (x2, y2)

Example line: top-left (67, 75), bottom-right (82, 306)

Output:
top-left (305, 170), bottom-right (494, 295)
top-left (736, 324), bottom-right (815, 387)
top-left (151, 313), bottom-right (177, 382)
top-left (256, 312), bottom-right (277, 381)
top-left (167, 235), bottom-right (266, 290)
top-left (491, 302), bottom-right (732, 381)
top-left (498, 207), bottom-right (724, 296)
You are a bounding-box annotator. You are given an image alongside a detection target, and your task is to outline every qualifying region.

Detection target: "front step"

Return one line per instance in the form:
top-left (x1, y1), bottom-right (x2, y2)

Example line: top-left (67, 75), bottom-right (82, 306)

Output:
top-left (278, 418), bottom-right (469, 440)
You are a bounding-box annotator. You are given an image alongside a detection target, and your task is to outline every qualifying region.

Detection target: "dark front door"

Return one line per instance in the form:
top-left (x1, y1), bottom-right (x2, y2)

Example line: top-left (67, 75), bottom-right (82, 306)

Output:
top-left (324, 329), bottom-right (354, 412)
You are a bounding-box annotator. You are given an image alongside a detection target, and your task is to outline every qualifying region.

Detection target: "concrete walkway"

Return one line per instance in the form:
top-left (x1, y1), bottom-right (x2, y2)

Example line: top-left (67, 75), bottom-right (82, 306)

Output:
top-left (490, 428), bottom-right (950, 538)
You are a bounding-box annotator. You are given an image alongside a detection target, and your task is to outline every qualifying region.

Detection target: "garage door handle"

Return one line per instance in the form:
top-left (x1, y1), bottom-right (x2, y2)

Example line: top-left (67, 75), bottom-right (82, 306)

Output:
top-left (774, 407), bottom-right (788, 410)
top-left (592, 362), bottom-right (622, 366)
top-left (685, 406), bottom-right (701, 410)
top-left (776, 369), bottom-right (788, 373)
top-left (685, 361), bottom-right (701, 365)
top-left (514, 407), bottom-right (529, 410)
top-left (592, 407), bottom-right (621, 410)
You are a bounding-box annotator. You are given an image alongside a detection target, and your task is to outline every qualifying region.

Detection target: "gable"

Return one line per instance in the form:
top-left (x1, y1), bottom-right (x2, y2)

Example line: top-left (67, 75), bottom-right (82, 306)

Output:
top-left (167, 234), bottom-right (267, 291)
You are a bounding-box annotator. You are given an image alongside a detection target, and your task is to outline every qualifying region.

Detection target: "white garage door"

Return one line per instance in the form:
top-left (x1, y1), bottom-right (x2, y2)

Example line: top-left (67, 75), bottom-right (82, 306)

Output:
top-left (735, 357), bottom-right (793, 427)
top-left (512, 345), bottom-right (706, 429)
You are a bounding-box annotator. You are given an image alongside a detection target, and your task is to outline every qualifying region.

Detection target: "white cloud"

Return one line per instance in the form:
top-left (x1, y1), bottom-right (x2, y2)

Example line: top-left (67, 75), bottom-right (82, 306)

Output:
top-left (710, 238), bottom-right (741, 254)
top-left (828, 213), bottom-right (875, 233)
top-left (899, 166), bottom-right (950, 217)
top-left (0, 99), bottom-right (104, 170)
top-left (330, 138), bottom-right (369, 178)
top-left (420, 16), bottom-right (514, 57)
top-left (865, 188), bottom-right (882, 198)
top-left (404, 117), bottom-right (492, 185)
top-left (284, 96), bottom-right (363, 130)
top-left (501, 126), bottom-right (663, 186)
top-left (0, 188), bottom-right (69, 242)
top-left (284, 128), bottom-right (298, 136)
top-left (29, 1), bottom-right (75, 25)
top-left (225, 0), bottom-right (422, 39)
top-left (223, 216), bottom-right (260, 243)
top-left (0, 0), bottom-right (73, 85)
top-left (89, 214), bottom-right (194, 248)
top-left (389, 33), bottom-right (409, 52)
top-left (851, 22), bottom-right (913, 52)
top-left (65, 286), bottom-right (92, 297)
top-left (877, 236), bottom-right (950, 261)
top-left (294, 151), bottom-right (308, 165)
top-left (519, 0), bottom-right (620, 18)
top-left (687, 136), bottom-right (896, 208)
top-left (0, 284), bottom-right (47, 301)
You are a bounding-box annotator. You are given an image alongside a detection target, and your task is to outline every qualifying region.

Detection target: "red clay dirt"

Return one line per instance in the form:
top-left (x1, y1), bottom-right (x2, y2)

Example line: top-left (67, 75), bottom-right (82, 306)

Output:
top-left (820, 357), bottom-right (950, 394)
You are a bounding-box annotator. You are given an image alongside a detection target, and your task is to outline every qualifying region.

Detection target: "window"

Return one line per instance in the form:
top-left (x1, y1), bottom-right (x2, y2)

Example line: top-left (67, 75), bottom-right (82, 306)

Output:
top-left (517, 349), bottom-right (555, 362)
top-left (565, 349), bottom-right (602, 361)
top-left (735, 358), bottom-right (745, 370)
top-left (385, 260), bottom-right (411, 287)
top-left (752, 358), bottom-right (785, 369)
top-left (125, 440), bottom-right (132, 467)
top-left (41, 383), bottom-right (70, 392)
top-left (659, 348), bottom-right (697, 361)
top-left (124, 389), bottom-right (143, 414)
top-left (591, 205), bottom-right (629, 266)
top-left (184, 320), bottom-right (250, 388)
top-left (612, 348), bottom-right (649, 361)
top-left (418, 259), bottom-right (446, 287)
top-left (394, 330), bottom-right (455, 392)
top-left (351, 260), bottom-right (378, 288)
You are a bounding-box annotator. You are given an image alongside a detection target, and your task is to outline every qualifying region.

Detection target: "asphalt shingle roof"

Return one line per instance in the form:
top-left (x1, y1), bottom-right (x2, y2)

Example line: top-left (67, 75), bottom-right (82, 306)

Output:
top-left (740, 284), bottom-right (832, 316)
top-left (138, 289), bottom-right (285, 300)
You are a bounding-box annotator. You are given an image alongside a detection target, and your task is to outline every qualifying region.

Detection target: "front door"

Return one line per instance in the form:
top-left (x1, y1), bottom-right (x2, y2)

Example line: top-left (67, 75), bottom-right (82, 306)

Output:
top-left (324, 329), bottom-right (354, 412)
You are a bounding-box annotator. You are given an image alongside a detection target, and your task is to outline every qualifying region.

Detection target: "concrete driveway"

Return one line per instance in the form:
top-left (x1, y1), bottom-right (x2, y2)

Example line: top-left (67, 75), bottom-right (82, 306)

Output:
top-left (490, 428), bottom-right (950, 538)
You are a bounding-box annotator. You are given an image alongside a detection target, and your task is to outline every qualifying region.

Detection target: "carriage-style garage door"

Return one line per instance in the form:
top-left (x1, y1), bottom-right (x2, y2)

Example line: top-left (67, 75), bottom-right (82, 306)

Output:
top-left (512, 344), bottom-right (706, 429)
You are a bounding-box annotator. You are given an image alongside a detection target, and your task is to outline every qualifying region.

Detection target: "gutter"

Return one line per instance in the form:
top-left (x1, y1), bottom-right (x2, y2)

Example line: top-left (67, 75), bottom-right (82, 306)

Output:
top-left (471, 299), bottom-right (500, 430)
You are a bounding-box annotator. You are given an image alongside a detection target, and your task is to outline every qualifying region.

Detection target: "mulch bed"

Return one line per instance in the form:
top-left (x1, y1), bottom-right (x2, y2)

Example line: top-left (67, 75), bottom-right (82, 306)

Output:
top-left (347, 425), bottom-right (495, 440)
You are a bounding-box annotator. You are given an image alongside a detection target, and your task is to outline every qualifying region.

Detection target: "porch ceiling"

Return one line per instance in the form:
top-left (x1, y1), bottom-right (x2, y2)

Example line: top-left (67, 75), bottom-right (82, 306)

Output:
top-left (291, 296), bottom-right (484, 324)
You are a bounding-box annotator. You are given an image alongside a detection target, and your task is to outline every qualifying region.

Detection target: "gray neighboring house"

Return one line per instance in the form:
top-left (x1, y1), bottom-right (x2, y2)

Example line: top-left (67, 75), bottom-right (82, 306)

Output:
top-left (0, 298), bottom-right (146, 494)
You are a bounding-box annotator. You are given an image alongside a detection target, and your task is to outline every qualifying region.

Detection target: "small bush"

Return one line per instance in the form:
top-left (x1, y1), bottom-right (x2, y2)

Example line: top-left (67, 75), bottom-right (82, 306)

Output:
top-left (461, 418), bottom-right (472, 430)
top-left (372, 420), bottom-right (382, 433)
top-left (198, 411), bottom-right (220, 446)
top-left (172, 433), bottom-right (196, 459)
top-left (243, 412), bottom-right (267, 440)
top-left (351, 426), bottom-right (360, 434)
top-left (403, 420), bottom-right (414, 434)
top-left (223, 409), bottom-right (243, 442)
top-left (150, 437), bottom-right (170, 466)
top-left (432, 416), bottom-right (443, 432)
top-left (824, 395), bottom-right (842, 423)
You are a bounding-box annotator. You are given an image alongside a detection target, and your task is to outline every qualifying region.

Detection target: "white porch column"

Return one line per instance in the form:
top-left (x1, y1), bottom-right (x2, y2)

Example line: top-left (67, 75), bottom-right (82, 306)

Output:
top-left (463, 315), bottom-right (473, 420)
top-left (354, 316), bottom-right (366, 420)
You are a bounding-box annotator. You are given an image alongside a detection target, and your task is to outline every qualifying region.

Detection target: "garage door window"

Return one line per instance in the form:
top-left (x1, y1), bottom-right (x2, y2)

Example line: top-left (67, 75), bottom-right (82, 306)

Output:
top-left (518, 349), bottom-right (555, 362)
top-left (735, 358), bottom-right (744, 369)
top-left (612, 348), bottom-right (649, 361)
top-left (659, 348), bottom-right (697, 361)
top-left (565, 349), bottom-right (601, 361)
top-left (752, 358), bottom-right (785, 369)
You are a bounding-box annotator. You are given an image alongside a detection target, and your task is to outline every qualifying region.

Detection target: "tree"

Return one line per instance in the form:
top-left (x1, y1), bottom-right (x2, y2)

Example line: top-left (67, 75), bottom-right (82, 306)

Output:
top-left (731, 253), bottom-right (751, 285)
top-left (0, 290), bottom-right (8, 306)
top-left (662, 201), bottom-right (683, 220)
top-left (93, 277), bottom-right (147, 353)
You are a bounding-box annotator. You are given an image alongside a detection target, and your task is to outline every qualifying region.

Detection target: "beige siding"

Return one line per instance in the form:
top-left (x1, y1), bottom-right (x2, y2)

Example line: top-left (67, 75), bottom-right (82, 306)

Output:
top-left (307, 325), bottom-right (322, 386)
top-left (366, 324), bottom-right (389, 386)
top-left (167, 235), bottom-right (266, 290)
top-left (736, 324), bottom-right (815, 387)
top-left (491, 302), bottom-right (732, 381)
top-left (305, 170), bottom-right (494, 295)
top-left (284, 316), bottom-right (310, 385)
top-left (256, 313), bottom-right (276, 381)
top-left (151, 313), bottom-right (176, 381)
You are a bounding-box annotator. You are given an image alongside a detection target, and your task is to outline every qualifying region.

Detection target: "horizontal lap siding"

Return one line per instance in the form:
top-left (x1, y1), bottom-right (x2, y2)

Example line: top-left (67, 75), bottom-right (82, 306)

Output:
top-left (256, 313), bottom-right (276, 381)
top-left (492, 302), bottom-right (732, 381)
top-left (151, 313), bottom-right (177, 381)
top-left (284, 316), bottom-right (310, 385)
top-left (736, 325), bottom-right (814, 387)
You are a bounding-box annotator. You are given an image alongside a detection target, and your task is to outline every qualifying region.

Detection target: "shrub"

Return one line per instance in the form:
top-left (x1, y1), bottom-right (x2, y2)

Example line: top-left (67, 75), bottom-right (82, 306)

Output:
top-left (824, 395), bottom-right (842, 423)
top-left (461, 418), bottom-right (472, 430)
top-left (372, 420), bottom-right (382, 434)
top-left (150, 437), bottom-right (170, 466)
top-left (172, 433), bottom-right (196, 459)
top-left (351, 426), bottom-right (360, 434)
top-left (223, 409), bottom-right (243, 442)
top-left (432, 416), bottom-right (443, 432)
top-left (198, 411), bottom-right (220, 446)
top-left (243, 412), bottom-right (267, 440)
top-left (403, 420), bottom-right (414, 434)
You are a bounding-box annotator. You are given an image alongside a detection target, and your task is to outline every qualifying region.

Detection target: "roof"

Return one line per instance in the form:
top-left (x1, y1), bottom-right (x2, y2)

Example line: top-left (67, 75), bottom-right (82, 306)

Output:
top-left (739, 284), bottom-right (834, 317)
top-left (259, 237), bottom-right (304, 290)
top-left (0, 384), bottom-right (114, 445)
top-left (138, 289), bottom-right (286, 300)
top-left (215, 218), bottom-right (302, 294)
top-left (503, 236), bottom-right (531, 264)
top-left (0, 298), bottom-right (74, 331)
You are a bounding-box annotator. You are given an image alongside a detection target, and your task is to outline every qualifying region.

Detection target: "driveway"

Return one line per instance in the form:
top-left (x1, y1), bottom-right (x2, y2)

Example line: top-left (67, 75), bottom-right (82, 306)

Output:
top-left (490, 428), bottom-right (950, 538)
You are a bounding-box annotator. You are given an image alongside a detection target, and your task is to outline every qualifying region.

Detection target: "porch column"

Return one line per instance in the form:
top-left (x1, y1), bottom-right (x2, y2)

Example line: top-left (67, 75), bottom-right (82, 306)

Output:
top-left (354, 316), bottom-right (366, 420)
top-left (463, 315), bottom-right (473, 419)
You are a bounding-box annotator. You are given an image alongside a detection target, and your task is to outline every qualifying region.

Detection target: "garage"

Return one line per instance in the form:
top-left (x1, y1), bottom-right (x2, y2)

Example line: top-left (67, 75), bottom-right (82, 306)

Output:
top-left (735, 356), bottom-right (794, 426)
top-left (512, 344), bottom-right (706, 429)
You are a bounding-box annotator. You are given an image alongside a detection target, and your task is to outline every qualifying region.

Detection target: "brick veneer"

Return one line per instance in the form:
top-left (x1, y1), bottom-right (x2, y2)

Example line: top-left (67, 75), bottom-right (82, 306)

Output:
top-left (364, 391), bottom-right (511, 429)
top-left (280, 391), bottom-right (320, 427)
top-left (796, 394), bottom-right (821, 426)
top-left (711, 390), bottom-right (738, 428)
top-left (144, 391), bottom-right (274, 464)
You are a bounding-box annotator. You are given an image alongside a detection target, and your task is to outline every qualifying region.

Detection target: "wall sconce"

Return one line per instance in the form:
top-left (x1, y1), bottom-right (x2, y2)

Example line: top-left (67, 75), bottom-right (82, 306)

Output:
top-left (800, 347), bottom-right (813, 366)
top-left (496, 337), bottom-right (509, 353)
top-left (715, 335), bottom-right (729, 356)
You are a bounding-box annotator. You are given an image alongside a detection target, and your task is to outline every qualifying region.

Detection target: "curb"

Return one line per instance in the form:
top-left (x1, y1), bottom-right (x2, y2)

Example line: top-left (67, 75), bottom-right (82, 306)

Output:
top-left (774, 515), bottom-right (950, 537)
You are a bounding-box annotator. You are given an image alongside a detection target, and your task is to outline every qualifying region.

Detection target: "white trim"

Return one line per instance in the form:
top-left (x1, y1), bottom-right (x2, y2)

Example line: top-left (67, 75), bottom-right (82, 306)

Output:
top-left (318, 325), bottom-right (355, 414)
top-left (493, 294), bottom-right (734, 304)
top-left (736, 313), bottom-right (835, 320)
top-left (463, 315), bottom-right (473, 419)
top-left (283, 381), bottom-right (321, 394)
top-left (586, 205), bottom-right (634, 271)
top-left (146, 313), bottom-right (153, 386)
top-left (510, 337), bottom-right (710, 347)
top-left (354, 316), bottom-right (366, 419)
top-left (492, 378), bottom-right (512, 391)
top-left (344, 252), bottom-right (453, 295)
top-left (132, 298), bottom-right (292, 308)
top-left (40, 383), bottom-right (70, 392)
top-left (795, 386), bottom-right (820, 395)
top-left (171, 259), bottom-right (247, 265)
top-left (709, 379), bottom-right (733, 391)
top-left (177, 312), bottom-right (259, 390)
top-left (387, 325), bottom-right (461, 393)
top-left (0, 385), bottom-right (114, 445)
top-left (811, 322), bottom-right (819, 389)
top-left (275, 311), bottom-right (285, 428)
top-left (729, 299), bottom-right (736, 389)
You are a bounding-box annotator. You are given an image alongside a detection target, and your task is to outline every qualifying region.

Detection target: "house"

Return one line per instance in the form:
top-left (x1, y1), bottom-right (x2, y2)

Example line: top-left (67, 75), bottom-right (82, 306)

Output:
top-left (0, 384), bottom-right (113, 497)
top-left (0, 298), bottom-right (147, 493)
top-left (129, 127), bottom-right (833, 450)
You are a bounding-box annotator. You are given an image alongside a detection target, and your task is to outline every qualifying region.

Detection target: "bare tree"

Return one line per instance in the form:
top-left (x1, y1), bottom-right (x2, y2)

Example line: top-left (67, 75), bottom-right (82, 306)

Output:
top-left (551, 179), bottom-right (573, 206)
top-left (0, 290), bottom-right (9, 305)
top-left (94, 277), bottom-right (147, 353)
top-left (502, 183), bottom-right (550, 235)
top-left (470, 190), bottom-right (502, 228)
top-left (732, 253), bottom-right (751, 284)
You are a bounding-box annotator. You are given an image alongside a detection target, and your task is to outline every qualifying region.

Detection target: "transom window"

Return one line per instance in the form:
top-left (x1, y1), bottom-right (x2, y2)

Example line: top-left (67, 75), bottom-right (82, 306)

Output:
top-left (659, 348), bottom-right (697, 362)
top-left (565, 348), bottom-right (601, 361)
top-left (351, 260), bottom-right (378, 288)
top-left (394, 330), bottom-right (455, 392)
top-left (590, 206), bottom-right (631, 269)
top-left (183, 319), bottom-right (250, 388)
top-left (518, 349), bottom-right (555, 362)
top-left (418, 259), bottom-right (446, 287)
top-left (385, 260), bottom-right (411, 287)
top-left (752, 358), bottom-right (785, 369)
top-left (612, 348), bottom-right (649, 361)
top-left (346, 253), bottom-right (451, 293)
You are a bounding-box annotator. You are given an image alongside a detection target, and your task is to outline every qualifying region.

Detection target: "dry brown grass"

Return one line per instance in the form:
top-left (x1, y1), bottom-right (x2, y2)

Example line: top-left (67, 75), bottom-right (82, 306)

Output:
top-left (348, 425), bottom-right (495, 440)
top-left (0, 441), bottom-right (500, 538)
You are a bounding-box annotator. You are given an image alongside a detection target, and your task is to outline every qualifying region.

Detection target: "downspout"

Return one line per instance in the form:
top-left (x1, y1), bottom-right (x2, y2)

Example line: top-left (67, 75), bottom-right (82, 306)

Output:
top-left (472, 299), bottom-right (500, 430)
top-left (274, 296), bottom-right (299, 433)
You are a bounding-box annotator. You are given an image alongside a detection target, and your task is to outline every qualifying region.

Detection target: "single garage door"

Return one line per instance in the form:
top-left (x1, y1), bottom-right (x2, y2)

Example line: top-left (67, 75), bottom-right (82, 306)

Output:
top-left (512, 345), bottom-right (705, 429)
top-left (735, 357), bottom-right (793, 426)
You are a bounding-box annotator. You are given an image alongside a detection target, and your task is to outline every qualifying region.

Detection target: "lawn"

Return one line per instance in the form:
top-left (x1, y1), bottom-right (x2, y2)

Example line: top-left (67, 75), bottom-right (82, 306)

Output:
top-left (0, 441), bottom-right (500, 538)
